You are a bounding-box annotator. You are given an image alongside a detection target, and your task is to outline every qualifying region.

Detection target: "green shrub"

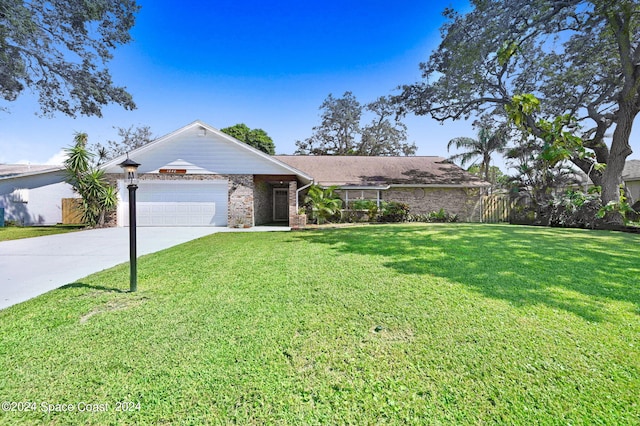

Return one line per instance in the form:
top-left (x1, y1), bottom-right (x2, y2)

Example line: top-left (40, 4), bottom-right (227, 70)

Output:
top-left (304, 185), bottom-right (343, 224)
top-left (407, 209), bottom-right (458, 223)
top-left (428, 208), bottom-right (449, 222)
top-left (378, 202), bottom-right (410, 222)
top-left (546, 190), bottom-right (601, 228)
top-left (351, 199), bottom-right (379, 221)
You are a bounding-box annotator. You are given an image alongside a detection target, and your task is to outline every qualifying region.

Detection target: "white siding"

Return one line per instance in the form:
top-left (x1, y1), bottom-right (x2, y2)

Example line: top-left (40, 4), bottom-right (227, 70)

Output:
top-left (104, 125), bottom-right (293, 176)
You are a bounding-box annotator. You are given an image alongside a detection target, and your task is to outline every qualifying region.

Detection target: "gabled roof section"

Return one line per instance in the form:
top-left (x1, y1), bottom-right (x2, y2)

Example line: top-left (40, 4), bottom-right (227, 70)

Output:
top-left (274, 156), bottom-right (489, 188)
top-left (100, 120), bottom-right (312, 181)
top-left (0, 164), bottom-right (64, 180)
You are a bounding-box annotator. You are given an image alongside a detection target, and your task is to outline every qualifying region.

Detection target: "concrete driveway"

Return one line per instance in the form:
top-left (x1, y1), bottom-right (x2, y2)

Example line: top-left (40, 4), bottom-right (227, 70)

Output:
top-left (0, 226), bottom-right (288, 311)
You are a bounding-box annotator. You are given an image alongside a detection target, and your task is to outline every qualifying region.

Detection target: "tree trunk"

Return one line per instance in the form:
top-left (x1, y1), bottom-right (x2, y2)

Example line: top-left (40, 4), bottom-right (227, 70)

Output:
top-left (601, 101), bottom-right (634, 224)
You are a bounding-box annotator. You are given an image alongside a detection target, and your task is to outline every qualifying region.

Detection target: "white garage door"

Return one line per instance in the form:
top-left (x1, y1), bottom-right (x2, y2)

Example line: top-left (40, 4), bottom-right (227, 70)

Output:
top-left (121, 180), bottom-right (228, 226)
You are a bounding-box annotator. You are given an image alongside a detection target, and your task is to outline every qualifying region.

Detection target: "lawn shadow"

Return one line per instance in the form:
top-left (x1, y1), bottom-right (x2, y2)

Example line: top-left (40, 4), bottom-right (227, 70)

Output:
top-left (296, 224), bottom-right (640, 322)
top-left (59, 282), bottom-right (129, 294)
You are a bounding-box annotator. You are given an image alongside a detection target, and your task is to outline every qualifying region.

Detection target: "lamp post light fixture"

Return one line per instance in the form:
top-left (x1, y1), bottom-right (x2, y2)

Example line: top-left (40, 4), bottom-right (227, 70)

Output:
top-left (119, 157), bottom-right (141, 292)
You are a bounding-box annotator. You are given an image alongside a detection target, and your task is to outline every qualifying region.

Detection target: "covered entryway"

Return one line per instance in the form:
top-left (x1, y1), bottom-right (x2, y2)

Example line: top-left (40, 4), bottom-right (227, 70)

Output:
top-left (119, 180), bottom-right (228, 226)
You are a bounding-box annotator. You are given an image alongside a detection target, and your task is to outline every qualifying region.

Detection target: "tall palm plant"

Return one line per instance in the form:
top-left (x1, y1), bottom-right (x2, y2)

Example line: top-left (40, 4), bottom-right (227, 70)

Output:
top-left (447, 125), bottom-right (508, 182)
top-left (304, 185), bottom-right (343, 224)
top-left (64, 132), bottom-right (118, 227)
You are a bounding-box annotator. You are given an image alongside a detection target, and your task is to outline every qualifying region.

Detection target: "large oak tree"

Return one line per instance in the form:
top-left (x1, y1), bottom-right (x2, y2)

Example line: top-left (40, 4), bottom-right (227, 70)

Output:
top-left (0, 0), bottom-right (139, 117)
top-left (398, 0), bottom-right (640, 220)
top-left (296, 91), bottom-right (415, 156)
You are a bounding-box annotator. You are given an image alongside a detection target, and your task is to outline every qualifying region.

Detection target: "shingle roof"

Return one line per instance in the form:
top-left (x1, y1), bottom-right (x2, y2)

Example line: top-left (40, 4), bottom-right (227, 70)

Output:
top-left (623, 160), bottom-right (640, 181)
top-left (0, 164), bottom-right (63, 179)
top-left (273, 156), bottom-right (489, 187)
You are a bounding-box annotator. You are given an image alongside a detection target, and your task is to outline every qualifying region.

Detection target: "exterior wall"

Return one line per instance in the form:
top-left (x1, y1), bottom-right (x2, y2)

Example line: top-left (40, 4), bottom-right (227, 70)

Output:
top-left (288, 180), bottom-right (298, 225)
top-left (626, 180), bottom-right (640, 204)
top-left (228, 174), bottom-right (254, 227)
top-left (382, 187), bottom-right (483, 222)
top-left (253, 179), bottom-right (272, 225)
top-left (253, 175), bottom-right (298, 226)
top-left (0, 172), bottom-right (76, 225)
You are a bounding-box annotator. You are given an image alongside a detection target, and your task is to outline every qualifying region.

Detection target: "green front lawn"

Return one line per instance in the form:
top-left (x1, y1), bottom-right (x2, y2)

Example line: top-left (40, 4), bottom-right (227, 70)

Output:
top-left (0, 225), bottom-right (84, 242)
top-left (1, 224), bottom-right (638, 424)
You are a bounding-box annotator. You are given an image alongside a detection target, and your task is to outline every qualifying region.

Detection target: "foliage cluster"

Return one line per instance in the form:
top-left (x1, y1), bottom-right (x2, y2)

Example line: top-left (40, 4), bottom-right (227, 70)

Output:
top-left (512, 184), bottom-right (639, 229)
top-left (341, 200), bottom-right (411, 223)
top-left (545, 190), bottom-right (603, 229)
top-left (377, 201), bottom-right (411, 223)
top-left (303, 185), bottom-right (343, 224)
top-left (296, 92), bottom-right (416, 156)
top-left (447, 118), bottom-right (508, 183)
top-left (0, 0), bottom-right (139, 117)
top-left (305, 190), bottom-right (461, 225)
top-left (64, 133), bottom-right (118, 227)
top-left (397, 0), bottom-right (640, 225)
top-left (221, 123), bottom-right (276, 155)
top-left (92, 125), bottom-right (154, 163)
top-left (343, 199), bottom-right (380, 223)
top-left (596, 185), bottom-right (636, 223)
top-left (409, 208), bottom-right (459, 223)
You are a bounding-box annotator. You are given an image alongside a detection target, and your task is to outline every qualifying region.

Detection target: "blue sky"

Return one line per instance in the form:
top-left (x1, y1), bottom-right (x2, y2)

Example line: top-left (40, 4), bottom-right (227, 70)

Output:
top-left (0, 0), bottom-right (480, 165)
top-left (1, 1), bottom-right (637, 168)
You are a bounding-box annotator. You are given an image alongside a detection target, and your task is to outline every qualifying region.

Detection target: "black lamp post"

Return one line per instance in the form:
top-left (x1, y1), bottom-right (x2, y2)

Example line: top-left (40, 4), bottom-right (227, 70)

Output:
top-left (119, 157), bottom-right (141, 292)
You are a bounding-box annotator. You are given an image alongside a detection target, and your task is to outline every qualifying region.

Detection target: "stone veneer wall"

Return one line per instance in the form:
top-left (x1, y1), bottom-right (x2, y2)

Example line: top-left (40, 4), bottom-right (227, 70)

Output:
top-left (288, 180), bottom-right (298, 224)
top-left (228, 174), bottom-right (254, 227)
top-left (104, 173), bottom-right (255, 227)
top-left (253, 178), bottom-right (299, 226)
top-left (253, 179), bottom-right (272, 225)
top-left (382, 187), bottom-right (483, 222)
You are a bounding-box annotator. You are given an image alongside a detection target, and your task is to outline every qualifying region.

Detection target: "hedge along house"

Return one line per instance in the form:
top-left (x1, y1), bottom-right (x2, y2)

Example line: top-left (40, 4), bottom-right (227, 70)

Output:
top-left (274, 156), bottom-right (490, 221)
top-left (100, 121), bottom-right (312, 227)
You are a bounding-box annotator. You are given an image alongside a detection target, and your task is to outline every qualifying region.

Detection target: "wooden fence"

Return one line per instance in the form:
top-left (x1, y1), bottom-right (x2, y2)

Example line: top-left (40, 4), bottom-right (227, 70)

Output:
top-left (481, 195), bottom-right (512, 223)
top-left (61, 198), bottom-right (84, 224)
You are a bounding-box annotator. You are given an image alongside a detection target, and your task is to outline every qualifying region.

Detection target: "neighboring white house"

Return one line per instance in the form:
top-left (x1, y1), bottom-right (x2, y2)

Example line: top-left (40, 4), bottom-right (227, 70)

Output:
top-left (623, 160), bottom-right (640, 204)
top-left (0, 165), bottom-right (76, 225)
top-left (574, 159), bottom-right (640, 204)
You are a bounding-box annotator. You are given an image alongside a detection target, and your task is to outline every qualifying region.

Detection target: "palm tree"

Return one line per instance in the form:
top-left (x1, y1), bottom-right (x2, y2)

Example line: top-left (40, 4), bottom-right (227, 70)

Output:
top-left (64, 132), bottom-right (118, 227)
top-left (447, 125), bottom-right (508, 182)
top-left (304, 185), bottom-right (343, 224)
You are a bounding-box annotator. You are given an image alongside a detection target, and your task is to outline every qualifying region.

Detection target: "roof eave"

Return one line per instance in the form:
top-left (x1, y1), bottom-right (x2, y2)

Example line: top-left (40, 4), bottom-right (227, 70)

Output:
top-left (315, 182), bottom-right (490, 189)
top-left (389, 183), bottom-right (491, 188)
top-left (0, 167), bottom-right (65, 181)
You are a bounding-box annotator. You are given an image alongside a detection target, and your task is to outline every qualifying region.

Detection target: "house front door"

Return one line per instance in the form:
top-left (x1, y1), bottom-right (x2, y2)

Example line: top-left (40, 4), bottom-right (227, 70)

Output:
top-left (273, 188), bottom-right (289, 222)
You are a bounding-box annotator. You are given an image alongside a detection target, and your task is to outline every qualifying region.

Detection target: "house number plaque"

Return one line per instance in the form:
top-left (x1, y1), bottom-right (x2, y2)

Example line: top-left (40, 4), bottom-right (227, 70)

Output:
top-left (159, 169), bottom-right (187, 174)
